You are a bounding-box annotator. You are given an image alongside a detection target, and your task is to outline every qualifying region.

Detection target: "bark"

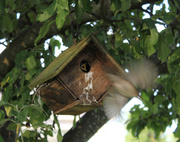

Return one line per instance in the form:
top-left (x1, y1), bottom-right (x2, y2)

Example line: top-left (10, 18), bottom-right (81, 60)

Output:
top-left (63, 107), bottom-right (108, 142)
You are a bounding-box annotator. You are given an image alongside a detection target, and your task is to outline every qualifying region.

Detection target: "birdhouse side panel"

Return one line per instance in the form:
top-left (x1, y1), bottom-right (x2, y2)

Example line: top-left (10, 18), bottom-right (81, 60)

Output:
top-left (40, 79), bottom-right (77, 112)
top-left (90, 39), bottom-right (125, 75)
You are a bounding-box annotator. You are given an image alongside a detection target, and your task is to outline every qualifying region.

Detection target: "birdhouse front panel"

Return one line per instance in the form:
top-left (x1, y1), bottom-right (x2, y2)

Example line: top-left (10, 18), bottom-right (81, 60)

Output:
top-left (58, 41), bottom-right (111, 105)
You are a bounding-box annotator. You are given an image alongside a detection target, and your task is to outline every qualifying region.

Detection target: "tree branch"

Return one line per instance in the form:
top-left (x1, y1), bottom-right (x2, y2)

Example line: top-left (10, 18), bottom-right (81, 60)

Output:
top-left (63, 107), bottom-right (108, 142)
top-left (0, 12), bottom-right (98, 82)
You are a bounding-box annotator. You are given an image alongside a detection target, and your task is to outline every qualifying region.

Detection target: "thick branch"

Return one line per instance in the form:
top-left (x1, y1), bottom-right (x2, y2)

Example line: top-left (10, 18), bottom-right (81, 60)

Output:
top-left (63, 107), bottom-right (108, 142)
top-left (0, 22), bottom-right (44, 81)
top-left (0, 12), bottom-right (98, 82)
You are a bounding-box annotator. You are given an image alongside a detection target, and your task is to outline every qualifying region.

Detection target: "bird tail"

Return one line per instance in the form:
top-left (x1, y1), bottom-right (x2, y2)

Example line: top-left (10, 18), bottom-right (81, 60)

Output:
top-left (103, 90), bottom-right (129, 119)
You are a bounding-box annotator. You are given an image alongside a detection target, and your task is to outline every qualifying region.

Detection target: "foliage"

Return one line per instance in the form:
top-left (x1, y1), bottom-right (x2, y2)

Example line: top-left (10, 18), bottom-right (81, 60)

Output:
top-left (126, 126), bottom-right (178, 142)
top-left (0, 0), bottom-right (180, 141)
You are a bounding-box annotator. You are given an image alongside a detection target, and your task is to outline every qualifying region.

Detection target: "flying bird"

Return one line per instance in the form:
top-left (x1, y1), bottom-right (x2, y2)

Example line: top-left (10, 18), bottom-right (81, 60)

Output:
top-left (103, 59), bottom-right (158, 119)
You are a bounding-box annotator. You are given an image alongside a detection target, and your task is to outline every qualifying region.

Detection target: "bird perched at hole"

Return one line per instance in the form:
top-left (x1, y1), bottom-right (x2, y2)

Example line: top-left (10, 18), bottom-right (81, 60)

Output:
top-left (103, 59), bottom-right (158, 119)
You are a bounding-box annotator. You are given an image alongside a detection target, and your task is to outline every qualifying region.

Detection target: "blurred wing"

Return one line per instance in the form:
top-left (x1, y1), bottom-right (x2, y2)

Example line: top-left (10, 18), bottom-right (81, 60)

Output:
top-left (107, 74), bottom-right (139, 98)
top-left (124, 59), bottom-right (158, 90)
top-left (103, 90), bottom-right (129, 119)
top-left (103, 59), bottom-right (157, 119)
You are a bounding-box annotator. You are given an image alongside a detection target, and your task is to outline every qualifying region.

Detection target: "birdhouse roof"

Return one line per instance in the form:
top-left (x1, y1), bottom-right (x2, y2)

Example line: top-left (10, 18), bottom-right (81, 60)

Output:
top-left (29, 35), bottom-right (93, 89)
top-left (29, 34), bottom-right (124, 89)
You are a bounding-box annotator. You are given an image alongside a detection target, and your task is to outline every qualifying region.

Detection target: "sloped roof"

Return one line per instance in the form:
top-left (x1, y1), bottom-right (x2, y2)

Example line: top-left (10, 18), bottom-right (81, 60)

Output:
top-left (29, 35), bottom-right (91, 89)
top-left (29, 34), bottom-right (124, 89)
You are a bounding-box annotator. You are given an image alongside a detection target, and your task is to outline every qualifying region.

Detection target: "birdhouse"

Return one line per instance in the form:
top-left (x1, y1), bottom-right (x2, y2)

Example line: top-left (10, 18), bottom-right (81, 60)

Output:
top-left (29, 34), bottom-right (124, 115)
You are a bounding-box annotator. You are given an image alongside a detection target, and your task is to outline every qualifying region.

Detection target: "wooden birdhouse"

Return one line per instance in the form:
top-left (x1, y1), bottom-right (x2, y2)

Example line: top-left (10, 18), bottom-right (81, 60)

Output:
top-left (29, 34), bottom-right (123, 115)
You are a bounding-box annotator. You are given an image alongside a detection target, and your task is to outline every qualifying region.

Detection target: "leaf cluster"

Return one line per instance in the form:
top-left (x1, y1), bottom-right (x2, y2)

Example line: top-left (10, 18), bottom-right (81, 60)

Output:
top-left (0, 45), bottom-right (57, 141)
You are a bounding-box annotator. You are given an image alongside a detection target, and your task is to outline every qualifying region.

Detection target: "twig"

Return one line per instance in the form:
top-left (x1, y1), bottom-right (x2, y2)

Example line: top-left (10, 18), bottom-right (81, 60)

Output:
top-left (0, 42), bottom-right (7, 47)
top-left (32, 83), bottom-right (47, 103)
top-left (15, 124), bottom-right (20, 142)
top-left (140, 7), bottom-right (153, 16)
top-left (93, 25), bottom-right (108, 35)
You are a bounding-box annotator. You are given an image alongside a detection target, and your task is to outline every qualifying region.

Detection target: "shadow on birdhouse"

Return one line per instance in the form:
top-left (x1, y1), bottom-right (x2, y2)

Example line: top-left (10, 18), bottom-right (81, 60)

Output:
top-left (29, 34), bottom-right (124, 115)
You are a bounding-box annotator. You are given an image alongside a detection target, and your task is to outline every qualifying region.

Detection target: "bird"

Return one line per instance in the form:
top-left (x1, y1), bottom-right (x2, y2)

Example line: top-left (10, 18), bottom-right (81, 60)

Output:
top-left (103, 59), bottom-right (158, 119)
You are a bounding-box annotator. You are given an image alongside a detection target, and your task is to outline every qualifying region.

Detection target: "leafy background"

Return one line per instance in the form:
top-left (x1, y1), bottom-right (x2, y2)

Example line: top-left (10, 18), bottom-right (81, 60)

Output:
top-left (0, 0), bottom-right (180, 141)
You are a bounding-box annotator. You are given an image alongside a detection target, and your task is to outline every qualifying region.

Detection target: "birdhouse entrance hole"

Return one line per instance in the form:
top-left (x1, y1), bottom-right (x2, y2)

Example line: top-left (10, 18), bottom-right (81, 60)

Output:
top-left (80, 60), bottom-right (91, 73)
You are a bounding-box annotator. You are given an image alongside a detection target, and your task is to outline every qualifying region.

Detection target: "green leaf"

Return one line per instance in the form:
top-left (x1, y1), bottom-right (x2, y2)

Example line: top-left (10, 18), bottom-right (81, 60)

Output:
top-left (0, 110), bottom-right (5, 120)
top-left (141, 91), bottom-right (149, 102)
top-left (175, 97), bottom-right (180, 115)
top-left (56, 10), bottom-right (69, 29)
top-left (149, 29), bottom-right (159, 45)
top-left (0, 100), bottom-right (9, 107)
top-left (50, 38), bottom-right (61, 49)
top-left (5, 0), bottom-right (15, 11)
top-left (127, 119), bottom-right (145, 137)
top-left (56, 0), bottom-right (69, 29)
top-left (61, 33), bottom-right (74, 47)
top-left (44, 129), bottom-right (53, 137)
top-left (173, 73), bottom-right (180, 114)
top-left (141, 19), bottom-right (157, 30)
top-left (54, 114), bottom-right (60, 130)
top-left (25, 72), bottom-right (32, 81)
top-left (16, 109), bottom-right (28, 123)
top-left (3, 84), bottom-right (13, 101)
top-left (111, 0), bottom-right (121, 15)
top-left (57, 0), bottom-right (69, 11)
top-left (130, 45), bottom-right (143, 59)
top-left (151, 103), bottom-right (159, 114)
top-left (27, 106), bottom-right (45, 128)
top-left (35, 20), bottom-right (54, 45)
top-left (174, 118), bottom-right (180, 139)
top-left (36, 0), bottom-right (56, 22)
top-left (73, 116), bottom-right (77, 129)
top-left (57, 129), bottom-right (63, 142)
top-left (0, 135), bottom-right (4, 142)
top-left (140, 29), bottom-right (158, 56)
top-left (152, 5), bottom-right (176, 24)
top-left (173, 78), bottom-right (180, 96)
top-left (0, 1), bottom-right (5, 14)
top-left (157, 31), bottom-right (171, 62)
top-left (0, 14), bottom-right (13, 33)
top-left (121, 0), bottom-right (131, 12)
top-left (26, 55), bottom-right (37, 71)
top-left (15, 50), bottom-right (29, 68)
top-left (75, 0), bottom-right (84, 23)
top-left (151, 120), bottom-right (161, 138)
top-left (54, 114), bottom-right (63, 142)
top-left (167, 48), bottom-right (180, 73)
top-left (75, 0), bottom-right (90, 23)
top-left (143, 37), bottom-right (156, 56)
top-left (22, 130), bottom-right (37, 139)
top-left (50, 38), bottom-right (61, 54)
